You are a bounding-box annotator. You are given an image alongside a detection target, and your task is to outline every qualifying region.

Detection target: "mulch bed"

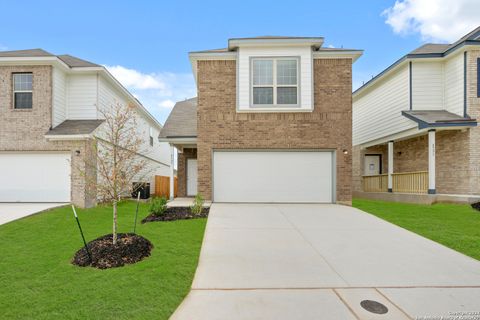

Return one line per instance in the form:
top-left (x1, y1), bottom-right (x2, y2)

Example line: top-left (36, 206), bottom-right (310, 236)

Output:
top-left (141, 206), bottom-right (209, 223)
top-left (72, 233), bottom-right (153, 269)
top-left (471, 202), bottom-right (480, 211)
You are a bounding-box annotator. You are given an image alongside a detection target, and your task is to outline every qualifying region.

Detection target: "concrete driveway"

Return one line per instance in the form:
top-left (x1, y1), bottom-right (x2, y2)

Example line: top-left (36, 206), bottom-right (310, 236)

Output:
top-left (0, 203), bottom-right (66, 225)
top-left (171, 203), bottom-right (480, 320)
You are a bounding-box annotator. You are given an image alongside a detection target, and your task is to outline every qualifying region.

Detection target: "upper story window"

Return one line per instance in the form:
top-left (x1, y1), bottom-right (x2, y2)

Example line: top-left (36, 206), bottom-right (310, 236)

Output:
top-left (251, 57), bottom-right (299, 107)
top-left (149, 127), bottom-right (154, 147)
top-left (13, 73), bottom-right (33, 109)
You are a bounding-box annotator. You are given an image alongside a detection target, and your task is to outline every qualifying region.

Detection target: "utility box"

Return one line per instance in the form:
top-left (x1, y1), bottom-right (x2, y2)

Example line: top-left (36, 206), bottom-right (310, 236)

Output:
top-left (132, 182), bottom-right (150, 199)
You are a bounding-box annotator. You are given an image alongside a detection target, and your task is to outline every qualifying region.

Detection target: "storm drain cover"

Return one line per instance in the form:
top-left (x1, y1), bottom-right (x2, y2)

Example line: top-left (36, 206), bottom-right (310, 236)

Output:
top-left (360, 300), bottom-right (389, 314)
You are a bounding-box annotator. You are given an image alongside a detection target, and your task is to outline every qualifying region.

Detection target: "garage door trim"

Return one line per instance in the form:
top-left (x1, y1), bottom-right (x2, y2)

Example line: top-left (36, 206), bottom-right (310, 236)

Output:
top-left (211, 149), bottom-right (336, 203)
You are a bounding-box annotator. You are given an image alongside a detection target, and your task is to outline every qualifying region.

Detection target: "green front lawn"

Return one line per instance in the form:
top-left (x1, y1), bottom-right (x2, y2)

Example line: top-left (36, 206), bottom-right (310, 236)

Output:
top-left (0, 201), bottom-right (207, 320)
top-left (353, 198), bottom-right (480, 261)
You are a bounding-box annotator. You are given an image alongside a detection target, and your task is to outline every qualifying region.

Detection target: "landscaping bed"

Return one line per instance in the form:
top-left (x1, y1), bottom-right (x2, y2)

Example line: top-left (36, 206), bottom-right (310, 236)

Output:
top-left (72, 233), bottom-right (153, 269)
top-left (142, 206), bottom-right (209, 223)
top-left (0, 201), bottom-right (207, 319)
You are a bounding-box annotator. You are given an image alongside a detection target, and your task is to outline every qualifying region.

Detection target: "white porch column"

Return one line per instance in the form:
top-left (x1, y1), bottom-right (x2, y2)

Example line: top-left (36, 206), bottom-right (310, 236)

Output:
top-left (169, 144), bottom-right (175, 200)
top-left (428, 129), bottom-right (436, 194)
top-left (388, 140), bottom-right (394, 192)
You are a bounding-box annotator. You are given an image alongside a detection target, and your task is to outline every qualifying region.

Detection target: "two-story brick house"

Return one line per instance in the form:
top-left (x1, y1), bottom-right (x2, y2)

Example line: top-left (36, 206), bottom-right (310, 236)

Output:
top-left (160, 37), bottom-right (362, 205)
top-left (352, 26), bottom-right (480, 204)
top-left (0, 49), bottom-right (171, 208)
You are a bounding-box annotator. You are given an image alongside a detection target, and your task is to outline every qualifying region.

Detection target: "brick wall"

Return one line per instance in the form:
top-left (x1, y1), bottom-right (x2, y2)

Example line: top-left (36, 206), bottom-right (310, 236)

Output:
top-left (0, 65), bottom-right (95, 207)
top-left (177, 148), bottom-right (197, 197)
top-left (467, 50), bottom-right (480, 194)
top-left (197, 59), bottom-right (353, 204)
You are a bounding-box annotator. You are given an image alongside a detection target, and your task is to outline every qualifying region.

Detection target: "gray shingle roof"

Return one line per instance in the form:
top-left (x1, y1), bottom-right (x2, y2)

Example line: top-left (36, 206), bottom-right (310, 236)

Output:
top-left (409, 44), bottom-right (451, 54)
top-left (0, 49), bottom-right (101, 68)
top-left (57, 54), bottom-right (100, 68)
top-left (159, 98), bottom-right (197, 138)
top-left (45, 120), bottom-right (104, 136)
top-left (402, 110), bottom-right (477, 129)
top-left (0, 48), bottom-right (54, 57)
top-left (408, 26), bottom-right (480, 56)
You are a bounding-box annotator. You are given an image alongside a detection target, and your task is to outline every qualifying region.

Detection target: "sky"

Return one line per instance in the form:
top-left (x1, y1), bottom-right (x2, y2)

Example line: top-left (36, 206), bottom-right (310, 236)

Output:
top-left (0, 0), bottom-right (479, 124)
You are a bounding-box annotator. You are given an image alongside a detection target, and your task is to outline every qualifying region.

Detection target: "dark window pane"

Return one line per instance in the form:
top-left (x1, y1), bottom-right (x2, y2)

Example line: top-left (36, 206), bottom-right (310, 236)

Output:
top-left (253, 87), bottom-right (273, 105)
top-left (277, 87), bottom-right (297, 104)
top-left (14, 92), bottom-right (32, 109)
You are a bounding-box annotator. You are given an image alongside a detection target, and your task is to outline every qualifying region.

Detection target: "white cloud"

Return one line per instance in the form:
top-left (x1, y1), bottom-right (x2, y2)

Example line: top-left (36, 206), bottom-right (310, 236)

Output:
top-left (158, 99), bottom-right (176, 109)
top-left (106, 65), bottom-right (166, 90)
top-left (105, 65), bottom-right (196, 124)
top-left (383, 0), bottom-right (480, 42)
top-left (0, 44), bottom-right (8, 51)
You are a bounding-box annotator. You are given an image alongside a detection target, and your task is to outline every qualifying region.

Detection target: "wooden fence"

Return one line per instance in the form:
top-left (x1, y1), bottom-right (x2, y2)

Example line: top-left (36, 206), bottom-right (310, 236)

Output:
top-left (154, 175), bottom-right (178, 198)
top-left (363, 171), bottom-right (428, 194)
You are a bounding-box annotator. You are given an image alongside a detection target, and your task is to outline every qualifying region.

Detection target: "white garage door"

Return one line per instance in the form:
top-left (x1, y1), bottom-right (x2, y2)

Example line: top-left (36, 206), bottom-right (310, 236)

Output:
top-left (0, 153), bottom-right (71, 202)
top-left (213, 151), bottom-right (334, 203)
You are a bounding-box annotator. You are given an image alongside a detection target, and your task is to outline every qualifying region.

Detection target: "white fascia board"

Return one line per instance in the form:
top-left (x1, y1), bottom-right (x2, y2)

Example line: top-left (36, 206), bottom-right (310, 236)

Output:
top-left (228, 38), bottom-right (324, 50)
top-left (0, 57), bottom-right (71, 71)
top-left (158, 137), bottom-right (197, 144)
top-left (313, 50), bottom-right (363, 63)
top-left (44, 134), bottom-right (92, 141)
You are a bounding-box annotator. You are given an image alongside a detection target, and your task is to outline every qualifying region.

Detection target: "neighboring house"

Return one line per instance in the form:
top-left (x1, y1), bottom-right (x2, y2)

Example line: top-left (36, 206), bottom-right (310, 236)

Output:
top-left (352, 27), bottom-right (480, 203)
top-left (160, 36), bottom-right (362, 205)
top-left (0, 49), bottom-right (171, 208)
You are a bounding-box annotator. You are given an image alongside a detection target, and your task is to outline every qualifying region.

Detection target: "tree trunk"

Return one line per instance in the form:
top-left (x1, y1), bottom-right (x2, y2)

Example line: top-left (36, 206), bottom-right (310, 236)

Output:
top-left (112, 199), bottom-right (118, 245)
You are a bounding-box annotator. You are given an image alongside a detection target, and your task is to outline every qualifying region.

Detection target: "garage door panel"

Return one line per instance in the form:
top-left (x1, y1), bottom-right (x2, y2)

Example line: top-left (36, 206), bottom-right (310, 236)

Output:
top-left (0, 153), bottom-right (71, 202)
top-left (213, 151), bottom-right (333, 203)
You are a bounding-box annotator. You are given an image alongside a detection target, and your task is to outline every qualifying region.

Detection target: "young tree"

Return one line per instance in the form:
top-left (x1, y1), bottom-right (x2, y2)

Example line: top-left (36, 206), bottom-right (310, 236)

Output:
top-left (82, 102), bottom-right (149, 245)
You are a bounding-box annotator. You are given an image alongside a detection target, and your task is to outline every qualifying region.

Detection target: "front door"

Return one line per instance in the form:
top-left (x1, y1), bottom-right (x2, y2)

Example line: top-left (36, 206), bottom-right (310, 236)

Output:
top-left (364, 155), bottom-right (381, 176)
top-left (187, 159), bottom-right (198, 196)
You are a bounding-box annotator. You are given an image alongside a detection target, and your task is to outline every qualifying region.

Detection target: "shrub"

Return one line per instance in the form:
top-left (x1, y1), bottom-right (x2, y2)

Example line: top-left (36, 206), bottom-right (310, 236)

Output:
top-left (190, 194), bottom-right (204, 216)
top-left (150, 197), bottom-right (168, 216)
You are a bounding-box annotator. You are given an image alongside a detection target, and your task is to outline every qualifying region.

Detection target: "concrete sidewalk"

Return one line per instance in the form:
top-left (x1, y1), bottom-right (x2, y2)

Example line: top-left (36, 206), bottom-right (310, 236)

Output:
top-left (171, 203), bottom-right (480, 319)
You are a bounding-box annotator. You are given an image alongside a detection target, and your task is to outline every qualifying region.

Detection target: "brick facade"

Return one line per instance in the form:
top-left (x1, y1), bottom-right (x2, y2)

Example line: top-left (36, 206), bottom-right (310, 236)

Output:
top-left (0, 65), bottom-right (96, 208)
top-left (177, 148), bottom-right (197, 197)
top-left (196, 59), bottom-right (353, 204)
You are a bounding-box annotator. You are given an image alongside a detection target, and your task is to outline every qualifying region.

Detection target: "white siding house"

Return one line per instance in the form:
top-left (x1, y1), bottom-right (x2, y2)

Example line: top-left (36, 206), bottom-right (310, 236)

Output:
top-left (353, 64), bottom-right (412, 146)
top-left (353, 26), bottom-right (480, 201)
top-left (0, 49), bottom-right (170, 206)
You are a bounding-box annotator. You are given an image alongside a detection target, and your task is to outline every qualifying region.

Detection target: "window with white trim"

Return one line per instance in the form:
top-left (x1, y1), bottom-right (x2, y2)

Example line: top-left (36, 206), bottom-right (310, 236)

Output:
top-left (149, 127), bottom-right (154, 147)
top-left (251, 57), bottom-right (299, 106)
top-left (13, 73), bottom-right (33, 109)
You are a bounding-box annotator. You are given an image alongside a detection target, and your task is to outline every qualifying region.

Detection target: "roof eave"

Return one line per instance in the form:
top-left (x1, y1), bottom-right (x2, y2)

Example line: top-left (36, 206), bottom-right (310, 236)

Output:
top-left (44, 134), bottom-right (93, 141)
top-left (401, 110), bottom-right (478, 130)
top-left (228, 37), bottom-right (324, 50)
top-left (313, 50), bottom-right (364, 63)
top-left (158, 136), bottom-right (197, 144)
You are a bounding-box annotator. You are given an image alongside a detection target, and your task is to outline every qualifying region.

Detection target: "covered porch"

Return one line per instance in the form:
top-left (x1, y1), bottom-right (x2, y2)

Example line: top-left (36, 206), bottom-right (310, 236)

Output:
top-left (358, 110), bottom-right (477, 199)
top-left (158, 98), bottom-right (199, 200)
